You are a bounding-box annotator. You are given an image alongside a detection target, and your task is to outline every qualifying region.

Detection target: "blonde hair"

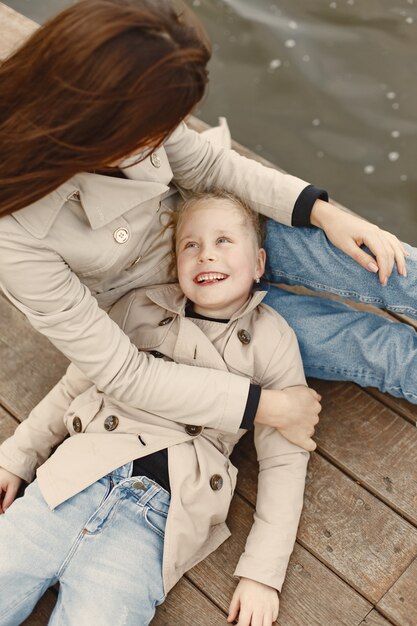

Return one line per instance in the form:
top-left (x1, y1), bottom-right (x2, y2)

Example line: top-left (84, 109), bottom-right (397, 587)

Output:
top-left (171, 189), bottom-right (264, 255)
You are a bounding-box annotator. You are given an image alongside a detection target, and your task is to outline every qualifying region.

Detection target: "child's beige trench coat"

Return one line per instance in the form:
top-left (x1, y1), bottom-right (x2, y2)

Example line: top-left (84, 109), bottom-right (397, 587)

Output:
top-left (0, 284), bottom-right (309, 594)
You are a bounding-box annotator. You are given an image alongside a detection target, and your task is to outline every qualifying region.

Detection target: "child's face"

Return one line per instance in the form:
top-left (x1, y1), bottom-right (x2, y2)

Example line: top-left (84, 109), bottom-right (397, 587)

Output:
top-left (176, 198), bottom-right (266, 318)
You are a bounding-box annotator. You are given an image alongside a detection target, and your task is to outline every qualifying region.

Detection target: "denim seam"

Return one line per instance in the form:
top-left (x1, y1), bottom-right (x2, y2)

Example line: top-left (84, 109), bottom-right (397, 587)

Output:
top-left (306, 366), bottom-right (417, 400)
top-left (269, 271), bottom-right (417, 315)
top-left (0, 581), bottom-right (48, 620)
top-left (143, 507), bottom-right (166, 540)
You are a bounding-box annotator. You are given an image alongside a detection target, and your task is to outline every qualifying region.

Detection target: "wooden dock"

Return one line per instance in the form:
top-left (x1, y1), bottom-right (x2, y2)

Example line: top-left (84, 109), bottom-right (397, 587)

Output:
top-left (1, 4), bottom-right (417, 625)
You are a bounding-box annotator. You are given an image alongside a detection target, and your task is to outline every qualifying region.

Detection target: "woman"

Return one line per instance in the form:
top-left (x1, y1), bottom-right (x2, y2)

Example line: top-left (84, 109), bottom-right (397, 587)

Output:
top-left (0, 0), bottom-right (415, 456)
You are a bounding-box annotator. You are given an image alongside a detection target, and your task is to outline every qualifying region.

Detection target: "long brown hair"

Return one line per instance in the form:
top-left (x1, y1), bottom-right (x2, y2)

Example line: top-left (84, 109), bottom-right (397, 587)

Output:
top-left (0, 0), bottom-right (211, 216)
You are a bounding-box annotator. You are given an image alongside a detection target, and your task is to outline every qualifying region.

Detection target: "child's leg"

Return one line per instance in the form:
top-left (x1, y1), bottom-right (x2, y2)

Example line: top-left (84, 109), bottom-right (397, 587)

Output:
top-left (0, 474), bottom-right (112, 626)
top-left (48, 473), bottom-right (169, 626)
top-left (263, 221), bottom-right (417, 402)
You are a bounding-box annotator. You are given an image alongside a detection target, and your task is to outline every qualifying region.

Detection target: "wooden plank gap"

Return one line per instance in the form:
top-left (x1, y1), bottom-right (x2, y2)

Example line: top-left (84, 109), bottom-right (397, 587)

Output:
top-left (183, 571), bottom-right (229, 619)
top-left (311, 380), bottom-right (417, 527)
top-left (364, 387), bottom-right (417, 428)
top-left (358, 608), bottom-right (397, 626)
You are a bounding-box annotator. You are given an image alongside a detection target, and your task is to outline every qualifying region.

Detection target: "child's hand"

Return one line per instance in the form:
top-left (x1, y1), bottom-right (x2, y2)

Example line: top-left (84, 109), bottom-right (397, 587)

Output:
top-left (227, 578), bottom-right (279, 626)
top-left (0, 468), bottom-right (22, 513)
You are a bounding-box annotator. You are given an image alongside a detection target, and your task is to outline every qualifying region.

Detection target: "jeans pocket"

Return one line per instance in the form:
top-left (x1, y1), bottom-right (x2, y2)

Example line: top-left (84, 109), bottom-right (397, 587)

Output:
top-left (144, 504), bottom-right (168, 539)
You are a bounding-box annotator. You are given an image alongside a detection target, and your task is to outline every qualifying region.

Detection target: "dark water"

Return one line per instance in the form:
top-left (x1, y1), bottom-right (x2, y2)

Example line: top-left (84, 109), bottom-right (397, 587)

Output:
top-left (7, 0), bottom-right (417, 243)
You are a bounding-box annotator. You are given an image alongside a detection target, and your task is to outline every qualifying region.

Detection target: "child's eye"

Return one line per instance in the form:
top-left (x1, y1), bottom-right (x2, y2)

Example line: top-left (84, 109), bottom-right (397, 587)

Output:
top-left (217, 237), bottom-right (231, 244)
top-left (184, 241), bottom-right (198, 249)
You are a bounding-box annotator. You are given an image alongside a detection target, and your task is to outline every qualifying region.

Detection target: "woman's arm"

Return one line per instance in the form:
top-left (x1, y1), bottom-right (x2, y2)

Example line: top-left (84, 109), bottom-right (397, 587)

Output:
top-left (166, 122), bottom-right (407, 284)
top-left (0, 235), bottom-right (248, 433)
top-left (165, 121), bottom-right (310, 227)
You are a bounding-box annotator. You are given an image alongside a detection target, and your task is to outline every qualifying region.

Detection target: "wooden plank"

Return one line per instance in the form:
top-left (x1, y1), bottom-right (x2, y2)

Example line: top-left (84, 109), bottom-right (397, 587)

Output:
top-left (20, 592), bottom-right (56, 626)
top-left (366, 389), bottom-right (417, 427)
top-left (360, 610), bottom-right (395, 626)
top-left (232, 435), bottom-right (417, 603)
top-left (0, 295), bottom-right (68, 419)
top-left (311, 379), bottom-right (417, 526)
top-left (0, 405), bottom-right (19, 443)
top-left (152, 578), bottom-right (226, 626)
top-left (0, 3), bottom-right (37, 59)
top-left (188, 494), bottom-right (372, 625)
top-left (301, 454), bottom-right (417, 603)
top-left (377, 557), bottom-right (417, 626)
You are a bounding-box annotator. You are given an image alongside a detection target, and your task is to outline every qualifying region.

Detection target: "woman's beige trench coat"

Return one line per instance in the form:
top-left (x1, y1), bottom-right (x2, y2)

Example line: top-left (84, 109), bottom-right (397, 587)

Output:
top-left (0, 284), bottom-right (309, 594)
top-left (0, 121), bottom-right (311, 432)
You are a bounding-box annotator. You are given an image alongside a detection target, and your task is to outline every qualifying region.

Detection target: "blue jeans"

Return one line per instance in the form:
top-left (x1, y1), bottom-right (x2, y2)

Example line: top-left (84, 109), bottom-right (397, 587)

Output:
top-left (263, 221), bottom-right (417, 402)
top-left (0, 463), bottom-right (169, 626)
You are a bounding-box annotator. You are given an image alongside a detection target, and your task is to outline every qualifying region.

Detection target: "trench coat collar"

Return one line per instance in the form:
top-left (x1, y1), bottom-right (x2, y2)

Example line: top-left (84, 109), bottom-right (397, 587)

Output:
top-left (145, 283), bottom-right (267, 322)
top-left (12, 172), bottom-right (169, 238)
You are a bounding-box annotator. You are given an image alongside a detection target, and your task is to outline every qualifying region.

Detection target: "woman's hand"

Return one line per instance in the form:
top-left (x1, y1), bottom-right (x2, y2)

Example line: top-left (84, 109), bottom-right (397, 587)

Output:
top-left (227, 578), bottom-right (279, 626)
top-left (310, 199), bottom-right (408, 286)
top-left (0, 468), bottom-right (22, 514)
top-left (255, 386), bottom-right (321, 452)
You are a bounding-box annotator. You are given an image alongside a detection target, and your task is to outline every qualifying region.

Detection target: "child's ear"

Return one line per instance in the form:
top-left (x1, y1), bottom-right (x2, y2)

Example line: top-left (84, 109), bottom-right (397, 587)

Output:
top-left (255, 248), bottom-right (266, 280)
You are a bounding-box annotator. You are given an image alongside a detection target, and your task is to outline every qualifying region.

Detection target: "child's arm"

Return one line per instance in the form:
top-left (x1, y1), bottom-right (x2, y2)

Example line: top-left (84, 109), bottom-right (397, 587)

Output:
top-left (232, 324), bottom-right (310, 624)
top-left (0, 363), bottom-right (93, 494)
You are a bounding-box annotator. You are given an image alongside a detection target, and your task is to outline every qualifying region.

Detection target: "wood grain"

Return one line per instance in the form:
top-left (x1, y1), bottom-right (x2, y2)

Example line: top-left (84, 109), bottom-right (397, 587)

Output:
top-left (366, 388), bottom-right (417, 427)
top-left (311, 380), bottom-right (417, 525)
top-left (360, 610), bottom-right (395, 626)
top-left (0, 294), bottom-right (68, 419)
top-left (19, 591), bottom-right (56, 626)
top-left (152, 578), bottom-right (227, 626)
top-left (377, 557), bottom-right (417, 626)
top-left (0, 405), bottom-right (18, 443)
top-left (233, 436), bottom-right (417, 603)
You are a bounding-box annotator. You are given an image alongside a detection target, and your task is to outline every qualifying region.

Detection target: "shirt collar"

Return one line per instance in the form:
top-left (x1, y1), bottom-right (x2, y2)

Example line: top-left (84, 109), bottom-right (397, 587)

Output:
top-left (12, 172), bottom-right (169, 238)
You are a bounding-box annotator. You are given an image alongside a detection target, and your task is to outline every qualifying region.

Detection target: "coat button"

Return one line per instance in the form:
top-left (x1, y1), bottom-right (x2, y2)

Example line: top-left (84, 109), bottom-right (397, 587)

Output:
top-left (237, 329), bottom-right (251, 344)
top-left (73, 417), bottom-right (82, 433)
top-left (158, 316), bottom-right (173, 326)
top-left (185, 425), bottom-right (203, 436)
top-left (104, 415), bottom-right (119, 431)
top-left (150, 152), bottom-right (161, 168)
top-left (210, 474), bottom-right (223, 491)
top-left (113, 227), bottom-right (130, 244)
top-left (150, 350), bottom-right (164, 358)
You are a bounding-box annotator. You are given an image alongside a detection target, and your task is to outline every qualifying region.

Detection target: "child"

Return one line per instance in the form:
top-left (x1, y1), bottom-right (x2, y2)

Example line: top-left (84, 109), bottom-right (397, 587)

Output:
top-left (0, 191), bottom-right (317, 626)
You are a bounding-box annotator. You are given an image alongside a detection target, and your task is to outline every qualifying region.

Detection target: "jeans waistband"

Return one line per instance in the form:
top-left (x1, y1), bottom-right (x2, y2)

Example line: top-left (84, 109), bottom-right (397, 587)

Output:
top-left (109, 463), bottom-right (170, 512)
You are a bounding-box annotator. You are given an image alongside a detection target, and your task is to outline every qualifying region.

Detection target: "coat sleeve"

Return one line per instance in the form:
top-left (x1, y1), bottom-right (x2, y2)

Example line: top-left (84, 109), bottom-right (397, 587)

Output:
top-left (0, 363), bottom-right (92, 482)
top-left (233, 323), bottom-right (309, 591)
top-left (164, 122), bottom-right (309, 227)
top-left (0, 227), bottom-right (248, 435)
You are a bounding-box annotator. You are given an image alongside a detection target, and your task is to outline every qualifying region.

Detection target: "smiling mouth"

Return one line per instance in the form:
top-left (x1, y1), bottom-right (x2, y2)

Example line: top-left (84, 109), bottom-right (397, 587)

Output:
top-left (194, 272), bottom-right (228, 285)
